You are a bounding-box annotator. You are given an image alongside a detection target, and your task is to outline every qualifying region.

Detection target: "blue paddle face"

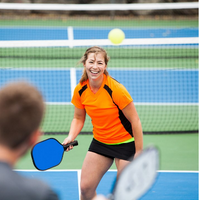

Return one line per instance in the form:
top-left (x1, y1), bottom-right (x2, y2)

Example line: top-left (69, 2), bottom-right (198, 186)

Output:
top-left (31, 138), bottom-right (64, 171)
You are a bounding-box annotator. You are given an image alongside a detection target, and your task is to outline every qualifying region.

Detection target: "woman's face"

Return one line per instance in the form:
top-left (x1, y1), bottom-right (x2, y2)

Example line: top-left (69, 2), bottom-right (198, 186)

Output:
top-left (84, 53), bottom-right (107, 82)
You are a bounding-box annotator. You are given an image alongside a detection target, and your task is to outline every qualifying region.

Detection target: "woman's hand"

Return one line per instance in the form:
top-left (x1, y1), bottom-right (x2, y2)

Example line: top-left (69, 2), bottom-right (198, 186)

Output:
top-left (62, 136), bottom-right (74, 152)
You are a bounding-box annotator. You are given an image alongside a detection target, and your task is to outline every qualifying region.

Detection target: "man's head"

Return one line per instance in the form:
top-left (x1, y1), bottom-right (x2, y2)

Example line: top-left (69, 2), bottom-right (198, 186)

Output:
top-left (0, 81), bottom-right (45, 150)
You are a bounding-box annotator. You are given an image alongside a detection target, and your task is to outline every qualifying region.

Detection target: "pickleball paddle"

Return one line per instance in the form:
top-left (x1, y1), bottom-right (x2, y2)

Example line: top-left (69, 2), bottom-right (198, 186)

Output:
top-left (31, 138), bottom-right (78, 171)
top-left (109, 146), bottom-right (159, 200)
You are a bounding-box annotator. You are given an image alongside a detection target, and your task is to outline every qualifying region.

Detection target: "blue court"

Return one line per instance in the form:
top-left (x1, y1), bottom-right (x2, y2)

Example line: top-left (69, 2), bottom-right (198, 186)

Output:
top-left (0, 69), bottom-right (198, 103)
top-left (2, 24), bottom-right (199, 200)
top-left (0, 27), bottom-right (198, 40)
top-left (18, 170), bottom-right (198, 200)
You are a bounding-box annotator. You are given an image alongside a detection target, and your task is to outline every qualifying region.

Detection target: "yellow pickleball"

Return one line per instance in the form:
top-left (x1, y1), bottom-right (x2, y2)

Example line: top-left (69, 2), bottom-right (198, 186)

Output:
top-left (108, 28), bottom-right (125, 45)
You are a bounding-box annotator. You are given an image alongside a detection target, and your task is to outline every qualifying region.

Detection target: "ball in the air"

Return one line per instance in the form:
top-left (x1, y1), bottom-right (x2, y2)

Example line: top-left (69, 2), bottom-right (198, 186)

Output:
top-left (108, 28), bottom-right (125, 45)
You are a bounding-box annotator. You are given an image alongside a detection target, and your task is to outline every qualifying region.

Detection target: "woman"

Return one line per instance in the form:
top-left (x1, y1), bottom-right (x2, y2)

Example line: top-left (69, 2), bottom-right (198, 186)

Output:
top-left (63, 46), bottom-right (143, 200)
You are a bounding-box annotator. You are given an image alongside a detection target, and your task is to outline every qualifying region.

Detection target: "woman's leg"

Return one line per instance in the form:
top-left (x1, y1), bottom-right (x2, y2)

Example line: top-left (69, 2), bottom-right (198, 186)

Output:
top-left (80, 151), bottom-right (113, 200)
top-left (115, 158), bottom-right (131, 179)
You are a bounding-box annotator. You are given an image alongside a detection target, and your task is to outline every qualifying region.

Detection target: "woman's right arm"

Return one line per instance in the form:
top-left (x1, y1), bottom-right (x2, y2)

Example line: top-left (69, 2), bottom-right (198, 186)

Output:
top-left (63, 106), bottom-right (86, 145)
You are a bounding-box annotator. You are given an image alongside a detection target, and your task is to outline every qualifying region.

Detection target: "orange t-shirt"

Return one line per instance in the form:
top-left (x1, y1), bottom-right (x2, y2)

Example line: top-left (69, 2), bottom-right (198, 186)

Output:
top-left (71, 74), bottom-right (133, 144)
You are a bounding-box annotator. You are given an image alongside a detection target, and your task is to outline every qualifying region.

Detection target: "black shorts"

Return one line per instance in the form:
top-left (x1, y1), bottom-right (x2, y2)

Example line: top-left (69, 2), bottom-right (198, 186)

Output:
top-left (88, 138), bottom-right (135, 161)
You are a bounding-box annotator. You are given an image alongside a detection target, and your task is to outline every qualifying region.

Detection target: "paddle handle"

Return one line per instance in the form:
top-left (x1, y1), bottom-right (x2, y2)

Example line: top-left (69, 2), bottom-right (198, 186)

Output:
top-left (63, 140), bottom-right (78, 151)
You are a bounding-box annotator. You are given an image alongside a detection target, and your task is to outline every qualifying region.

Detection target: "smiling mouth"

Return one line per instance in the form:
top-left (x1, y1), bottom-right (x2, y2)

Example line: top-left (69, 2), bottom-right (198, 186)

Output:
top-left (90, 70), bottom-right (99, 74)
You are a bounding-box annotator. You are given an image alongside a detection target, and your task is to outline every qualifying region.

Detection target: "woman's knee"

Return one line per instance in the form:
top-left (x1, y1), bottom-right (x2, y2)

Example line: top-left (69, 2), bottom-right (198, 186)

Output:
top-left (80, 180), bottom-right (96, 198)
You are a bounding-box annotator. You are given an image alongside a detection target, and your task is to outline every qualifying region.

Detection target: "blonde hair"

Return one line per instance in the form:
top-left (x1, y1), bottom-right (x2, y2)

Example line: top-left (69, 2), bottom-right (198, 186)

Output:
top-left (79, 46), bottom-right (110, 84)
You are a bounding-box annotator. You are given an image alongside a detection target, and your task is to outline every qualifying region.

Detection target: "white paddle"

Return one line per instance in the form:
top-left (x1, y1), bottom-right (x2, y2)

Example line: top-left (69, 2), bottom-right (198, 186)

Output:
top-left (109, 146), bottom-right (159, 200)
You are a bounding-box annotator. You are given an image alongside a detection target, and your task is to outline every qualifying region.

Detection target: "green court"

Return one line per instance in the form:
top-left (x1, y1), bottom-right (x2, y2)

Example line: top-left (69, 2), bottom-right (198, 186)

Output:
top-left (16, 133), bottom-right (198, 171)
top-left (0, 5), bottom-right (198, 199)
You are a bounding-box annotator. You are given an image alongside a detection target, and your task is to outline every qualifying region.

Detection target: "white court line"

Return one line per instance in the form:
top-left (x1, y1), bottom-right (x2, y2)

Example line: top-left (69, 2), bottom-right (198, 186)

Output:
top-left (133, 103), bottom-right (198, 106)
top-left (15, 169), bottom-right (81, 172)
top-left (0, 37), bottom-right (198, 48)
top-left (77, 169), bottom-right (81, 200)
top-left (45, 102), bottom-right (198, 106)
top-left (158, 170), bottom-right (199, 173)
top-left (15, 169), bottom-right (199, 173)
top-left (108, 68), bottom-right (199, 71)
top-left (1, 68), bottom-right (198, 71)
top-left (46, 102), bottom-right (72, 105)
top-left (70, 67), bottom-right (77, 99)
top-left (67, 26), bottom-right (74, 48)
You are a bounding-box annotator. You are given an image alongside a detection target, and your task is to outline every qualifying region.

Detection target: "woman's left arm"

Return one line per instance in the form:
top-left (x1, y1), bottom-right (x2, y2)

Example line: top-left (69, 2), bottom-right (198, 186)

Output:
top-left (122, 101), bottom-right (143, 157)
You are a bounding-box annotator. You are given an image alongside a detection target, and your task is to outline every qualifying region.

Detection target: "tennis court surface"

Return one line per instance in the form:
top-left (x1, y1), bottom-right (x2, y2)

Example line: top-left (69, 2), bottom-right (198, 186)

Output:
top-left (15, 133), bottom-right (198, 200)
top-left (17, 170), bottom-right (198, 200)
top-left (0, 1), bottom-right (198, 200)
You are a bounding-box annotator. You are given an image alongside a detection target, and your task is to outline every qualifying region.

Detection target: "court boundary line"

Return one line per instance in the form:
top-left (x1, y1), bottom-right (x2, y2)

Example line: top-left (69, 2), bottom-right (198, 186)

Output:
top-left (77, 169), bottom-right (81, 200)
top-left (70, 67), bottom-right (77, 99)
top-left (67, 26), bottom-right (74, 48)
top-left (46, 102), bottom-right (198, 106)
top-left (1, 37), bottom-right (198, 48)
top-left (15, 169), bottom-right (199, 173)
top-left (1, 68), bottom-right (198, 71)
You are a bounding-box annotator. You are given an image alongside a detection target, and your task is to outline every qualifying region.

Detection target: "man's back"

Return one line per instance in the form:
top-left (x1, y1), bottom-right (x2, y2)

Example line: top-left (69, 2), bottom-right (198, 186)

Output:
top-left (0, 162), bottom-right (58, 200)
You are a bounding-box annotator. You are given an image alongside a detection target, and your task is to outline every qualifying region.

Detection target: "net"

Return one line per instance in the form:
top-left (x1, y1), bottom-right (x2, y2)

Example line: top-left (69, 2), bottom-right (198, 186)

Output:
top-left (0, 2), bottom-right (198, 134)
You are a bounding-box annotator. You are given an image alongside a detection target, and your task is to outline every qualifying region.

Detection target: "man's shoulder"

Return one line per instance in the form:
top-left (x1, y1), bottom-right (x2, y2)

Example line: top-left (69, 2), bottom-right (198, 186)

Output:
top-left (0, 162), bottom-right (59, 200)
